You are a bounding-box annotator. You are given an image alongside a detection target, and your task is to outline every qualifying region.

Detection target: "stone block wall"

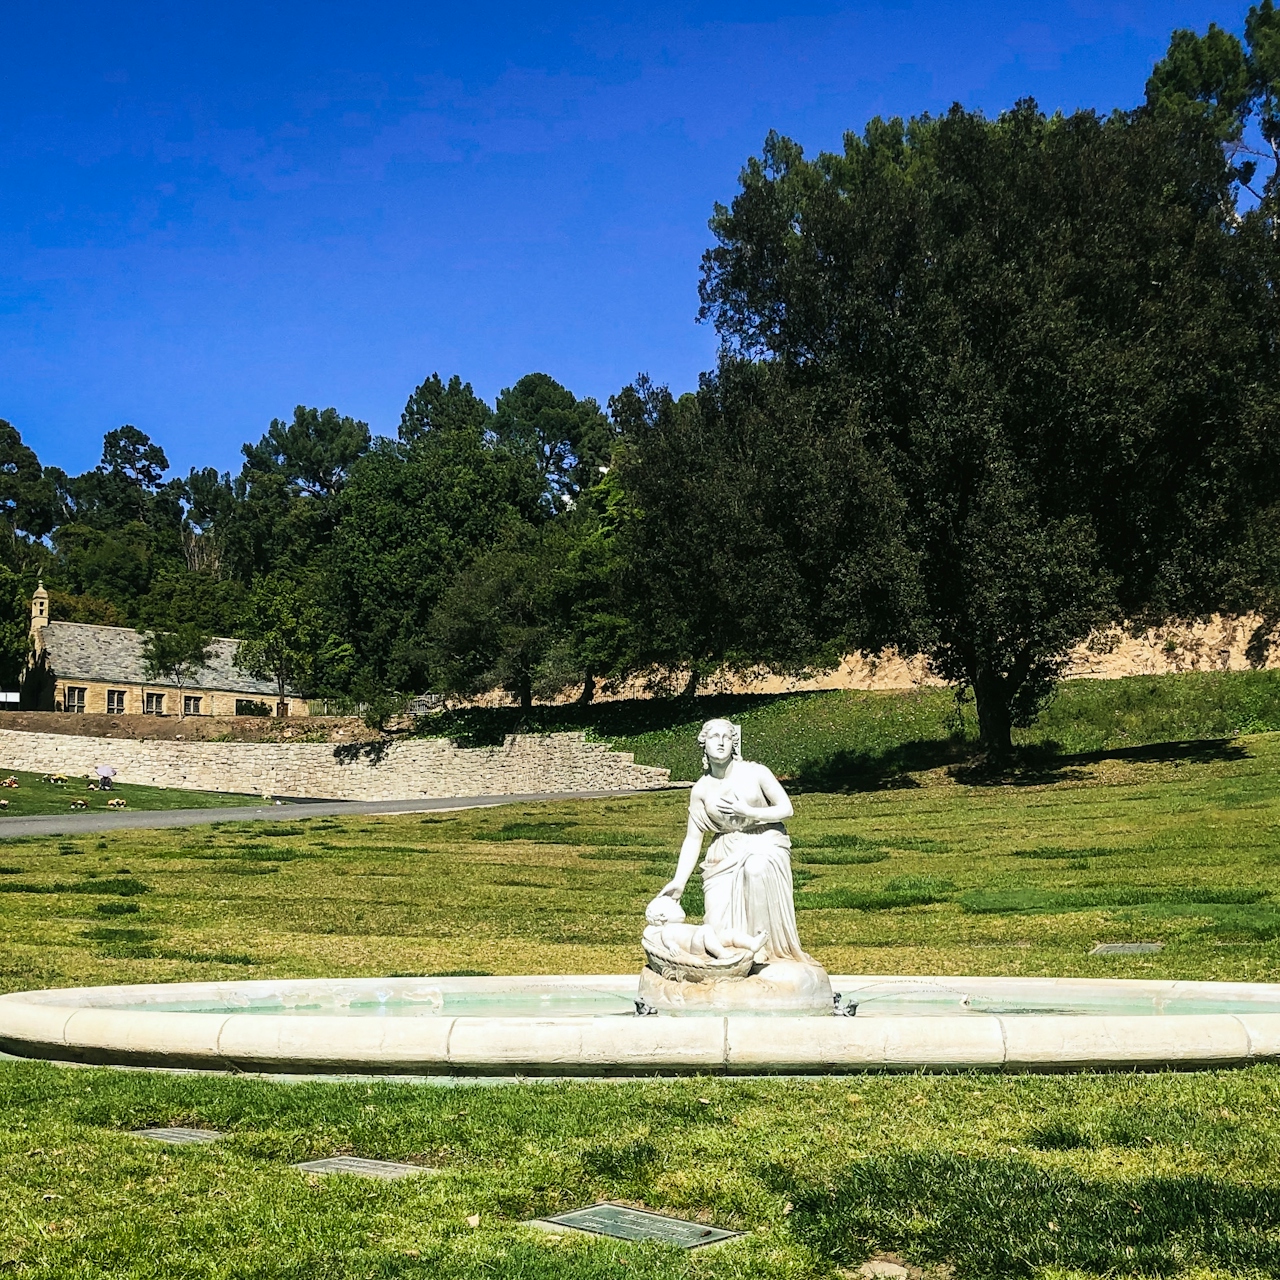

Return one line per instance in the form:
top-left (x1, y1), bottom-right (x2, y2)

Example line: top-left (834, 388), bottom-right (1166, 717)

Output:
top-left (0, 730), bottom-right (671, 800)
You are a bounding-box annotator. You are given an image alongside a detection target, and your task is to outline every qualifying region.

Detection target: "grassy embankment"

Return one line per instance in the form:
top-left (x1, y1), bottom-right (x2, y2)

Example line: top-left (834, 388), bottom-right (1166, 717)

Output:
top-left (427, 667), bottom-right (1280, 785)
top-left (5, 670), bottom-right (1280, 1276)
top-left (0, 768), bottom-right (260, 817)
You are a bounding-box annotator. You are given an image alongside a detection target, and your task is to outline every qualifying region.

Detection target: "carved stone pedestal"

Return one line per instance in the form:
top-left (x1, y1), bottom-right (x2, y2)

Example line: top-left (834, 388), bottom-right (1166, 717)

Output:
top-left (637, 959), bottom-right (833, 1016)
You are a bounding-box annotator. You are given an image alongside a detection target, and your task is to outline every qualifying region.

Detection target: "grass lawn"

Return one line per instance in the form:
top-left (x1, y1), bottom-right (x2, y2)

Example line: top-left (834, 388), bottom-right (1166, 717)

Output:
top-left (0, 768), bottom-right (259, 818)
top-left (4, 719), bottom-right (1280, 1277)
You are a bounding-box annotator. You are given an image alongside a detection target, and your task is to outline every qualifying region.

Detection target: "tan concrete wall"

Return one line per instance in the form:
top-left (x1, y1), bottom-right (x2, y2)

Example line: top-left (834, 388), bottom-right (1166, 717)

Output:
top-left (0, 729), bottom-right (670, 800)
top-left (1060, 615), bottom-right (1278, 680)
top-left (584, 612), bottom-right (1280, 700)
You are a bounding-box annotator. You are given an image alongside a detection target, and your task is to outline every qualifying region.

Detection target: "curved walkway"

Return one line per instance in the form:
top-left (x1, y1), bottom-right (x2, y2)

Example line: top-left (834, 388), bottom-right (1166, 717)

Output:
top-left (0, 788), bottom-right (668, 839)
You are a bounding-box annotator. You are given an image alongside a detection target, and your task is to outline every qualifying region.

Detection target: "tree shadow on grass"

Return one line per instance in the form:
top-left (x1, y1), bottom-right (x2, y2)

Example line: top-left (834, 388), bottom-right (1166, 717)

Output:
top-left (949, 744), bottom-right (1087, 788)
top-left (793, 735), bottom-right (1250, 793)
top-left (956, 737), bottom-right (1249, 788)
top-left (776, 1151), bottom-right (1280, 1280)
top-left (788, 737), bottom-right (1074, 791)
top-left (789, 738), bottom-right (965, 792)
top-left (1064, 737), bottom-right (1250, 768)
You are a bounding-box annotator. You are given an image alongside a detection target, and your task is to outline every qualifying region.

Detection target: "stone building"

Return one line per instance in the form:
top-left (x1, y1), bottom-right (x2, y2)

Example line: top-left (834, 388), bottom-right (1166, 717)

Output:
top-left (26, 584), bottom-right (307, 717)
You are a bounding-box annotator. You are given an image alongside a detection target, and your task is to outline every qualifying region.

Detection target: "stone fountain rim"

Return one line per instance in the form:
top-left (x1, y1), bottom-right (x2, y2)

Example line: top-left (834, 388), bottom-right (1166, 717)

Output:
top-left (3, 974), bottom-right (1280, 1075)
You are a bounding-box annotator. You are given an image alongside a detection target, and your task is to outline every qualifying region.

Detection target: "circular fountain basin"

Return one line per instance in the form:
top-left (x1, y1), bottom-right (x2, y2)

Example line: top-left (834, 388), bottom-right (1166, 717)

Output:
top-left (4, 974), bottom-right (1280, 1075)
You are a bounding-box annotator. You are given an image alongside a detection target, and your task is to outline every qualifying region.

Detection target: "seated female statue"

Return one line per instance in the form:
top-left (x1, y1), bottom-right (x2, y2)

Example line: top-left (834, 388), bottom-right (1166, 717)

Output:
top-left (656, 717), bottom-right (815, 966)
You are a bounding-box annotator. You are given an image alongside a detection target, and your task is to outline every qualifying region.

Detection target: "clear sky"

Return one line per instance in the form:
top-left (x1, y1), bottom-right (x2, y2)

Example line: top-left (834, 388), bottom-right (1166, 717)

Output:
top-left (0, 1), bottom-right (1254, 478)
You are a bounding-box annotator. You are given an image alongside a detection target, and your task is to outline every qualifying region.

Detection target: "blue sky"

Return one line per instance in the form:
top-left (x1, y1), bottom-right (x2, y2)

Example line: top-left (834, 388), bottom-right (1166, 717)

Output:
top-left (0, 1), bottom-right (1254, 478)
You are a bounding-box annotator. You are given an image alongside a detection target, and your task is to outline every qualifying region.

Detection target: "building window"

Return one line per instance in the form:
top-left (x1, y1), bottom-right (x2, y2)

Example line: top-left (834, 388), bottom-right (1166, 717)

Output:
top-left (235, 699), bottom-right (271, 716)
top-left (65, 687), bottom-right (86, 713)
top-left (183, 695), bottom-right (202, 716)
top-left (106, 690), bottom-right (126, 715)
top-left (144, 692), bottom-right (165, 716)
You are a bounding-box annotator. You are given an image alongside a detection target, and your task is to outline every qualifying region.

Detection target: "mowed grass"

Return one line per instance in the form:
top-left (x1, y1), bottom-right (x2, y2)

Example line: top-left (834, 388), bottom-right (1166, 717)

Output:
top-left (0, 768), bottom-right (259, 817)
top-left (6, 1065), bottom-right (1280, 1280)
top-left (6, 731), bottom-right (1280, 989)
top-left (5, 724), bottom-right (1280, 1277)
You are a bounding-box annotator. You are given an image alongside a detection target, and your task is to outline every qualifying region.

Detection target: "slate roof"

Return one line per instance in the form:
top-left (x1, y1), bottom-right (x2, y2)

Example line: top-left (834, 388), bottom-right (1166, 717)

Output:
top-left (38, 622), bottom-right (281, 696)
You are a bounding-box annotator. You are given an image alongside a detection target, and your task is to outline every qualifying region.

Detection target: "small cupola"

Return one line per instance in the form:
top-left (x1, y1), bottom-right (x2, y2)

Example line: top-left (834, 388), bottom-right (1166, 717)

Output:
top-left (30, 581), bottom-right (49, 636)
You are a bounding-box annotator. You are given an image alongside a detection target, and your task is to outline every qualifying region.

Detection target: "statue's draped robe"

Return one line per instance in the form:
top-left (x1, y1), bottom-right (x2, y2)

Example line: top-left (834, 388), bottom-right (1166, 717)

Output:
top-left (691, 772), bottom-right (812, 964)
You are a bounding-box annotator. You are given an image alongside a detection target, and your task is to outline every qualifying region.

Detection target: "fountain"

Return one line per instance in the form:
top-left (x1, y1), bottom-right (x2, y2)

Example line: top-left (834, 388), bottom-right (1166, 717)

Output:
top-left (636, 717), bottom-right (833, 1015)
top-left (4, 720), bottom-right (1280, 1075)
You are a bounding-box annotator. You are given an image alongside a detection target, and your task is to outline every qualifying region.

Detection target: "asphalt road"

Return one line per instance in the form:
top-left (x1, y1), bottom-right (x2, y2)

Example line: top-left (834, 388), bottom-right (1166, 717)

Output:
top-left (0, 789), bottom-right (670, 839)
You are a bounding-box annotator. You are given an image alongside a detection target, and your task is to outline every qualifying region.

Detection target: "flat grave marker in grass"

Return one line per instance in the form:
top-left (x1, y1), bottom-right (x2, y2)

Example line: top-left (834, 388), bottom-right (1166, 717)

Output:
top-left (129, 1127), bottom-right (223, 1145)
top-left (292, 1156), bottom-right (437, 1180)
top-left (1090, 942), bottom-right (1164, 955)
top-left (531, 1203), bottom-right (741, 1249)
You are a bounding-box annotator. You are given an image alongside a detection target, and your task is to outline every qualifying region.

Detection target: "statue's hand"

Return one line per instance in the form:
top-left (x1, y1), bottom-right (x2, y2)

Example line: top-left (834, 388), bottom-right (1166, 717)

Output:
top-left (715, 794), bottom-right (754, 822)
top-left (660, 879), bottom-right (685, 899)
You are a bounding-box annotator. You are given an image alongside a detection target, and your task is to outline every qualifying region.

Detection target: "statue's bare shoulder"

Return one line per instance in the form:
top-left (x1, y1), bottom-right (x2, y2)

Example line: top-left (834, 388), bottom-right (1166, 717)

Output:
top-left (688, 773), bottom-right (717, 808)
top-left (690, 772), bottom-right (717, 796)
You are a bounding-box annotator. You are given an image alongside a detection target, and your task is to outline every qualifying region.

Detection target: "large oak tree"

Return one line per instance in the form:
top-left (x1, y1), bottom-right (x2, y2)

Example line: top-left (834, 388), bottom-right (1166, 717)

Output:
top-left (691, 96), bottom-right (1280, 751)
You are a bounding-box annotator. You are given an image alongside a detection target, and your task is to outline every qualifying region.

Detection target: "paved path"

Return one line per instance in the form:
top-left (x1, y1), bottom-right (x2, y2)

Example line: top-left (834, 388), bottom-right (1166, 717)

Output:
top-left (0, 789), bottom-right (668, 839)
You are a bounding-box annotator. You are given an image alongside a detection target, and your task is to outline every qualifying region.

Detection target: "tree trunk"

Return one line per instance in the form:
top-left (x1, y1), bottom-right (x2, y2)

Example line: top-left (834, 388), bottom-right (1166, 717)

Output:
top-left (577, 670), bottom-right (596, 706)
top-left (519, 678), bottom-right (533, 713)
top-left (971, 665), bottom-right (1013, 756)
top-left (680, 667), bottom-right (700, 700)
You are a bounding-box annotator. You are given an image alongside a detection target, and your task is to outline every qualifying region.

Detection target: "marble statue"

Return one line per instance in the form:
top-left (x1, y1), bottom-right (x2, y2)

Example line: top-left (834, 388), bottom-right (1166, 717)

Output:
top-left (638, 718), bottom-right (833, 1014)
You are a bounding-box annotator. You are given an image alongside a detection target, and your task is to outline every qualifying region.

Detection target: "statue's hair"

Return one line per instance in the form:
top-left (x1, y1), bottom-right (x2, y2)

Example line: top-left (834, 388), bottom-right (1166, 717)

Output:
top-left (698, 718), bottom-right (742, 772)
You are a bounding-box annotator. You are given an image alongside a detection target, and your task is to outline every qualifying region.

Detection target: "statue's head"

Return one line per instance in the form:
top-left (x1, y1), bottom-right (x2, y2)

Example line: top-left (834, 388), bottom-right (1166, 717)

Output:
top-left (698, 718), bottom-right (741, 770)
top-left (646, 894), bottom-right (686, 926)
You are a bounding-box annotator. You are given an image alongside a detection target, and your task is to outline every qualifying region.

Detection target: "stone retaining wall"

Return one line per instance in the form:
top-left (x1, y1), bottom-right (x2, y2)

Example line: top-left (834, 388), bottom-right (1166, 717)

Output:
top-left (0, 729), bottom-right (671, 800)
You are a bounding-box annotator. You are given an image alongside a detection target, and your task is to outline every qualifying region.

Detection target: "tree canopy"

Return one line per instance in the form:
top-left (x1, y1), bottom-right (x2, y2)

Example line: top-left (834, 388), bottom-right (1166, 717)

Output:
top-left (8, 12), bottom-right (1280, 739)
top-left (693, 94), bottom-right (1280, 749)
top-left (398, 373), bottom-right (494, 443)
top-left (240, 406), bottom-right (371, 499)
top-left (235, 575), bottom-right (352, 705)
top-left (140, 626), bottom-right (215, 715)
top-left (1145, 0), bottom-right (1280, 201)
top-left (493, 373), bottom-right (615, 513)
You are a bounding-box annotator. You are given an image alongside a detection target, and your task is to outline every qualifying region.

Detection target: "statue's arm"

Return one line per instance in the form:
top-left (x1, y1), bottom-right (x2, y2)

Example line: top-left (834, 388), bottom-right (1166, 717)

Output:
top-left (660, 813), bottom-right (705, 899)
